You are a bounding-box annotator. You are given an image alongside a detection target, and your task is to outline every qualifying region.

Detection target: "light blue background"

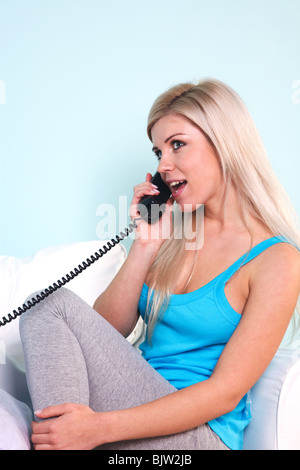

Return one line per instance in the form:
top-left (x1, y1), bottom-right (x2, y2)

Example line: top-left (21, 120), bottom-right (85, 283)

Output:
top-left (0, 0), bottom-right (299, 257)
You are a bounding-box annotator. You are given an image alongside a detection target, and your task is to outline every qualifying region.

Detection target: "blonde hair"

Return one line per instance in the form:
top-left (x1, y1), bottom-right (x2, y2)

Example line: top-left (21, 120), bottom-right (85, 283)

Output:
top-left (144, 78), bottom-right (300, 339)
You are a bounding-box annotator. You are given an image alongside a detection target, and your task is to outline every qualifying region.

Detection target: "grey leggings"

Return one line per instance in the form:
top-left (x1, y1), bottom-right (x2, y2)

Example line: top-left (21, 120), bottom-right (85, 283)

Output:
top-left (19, 288), bottom-right (229, 450)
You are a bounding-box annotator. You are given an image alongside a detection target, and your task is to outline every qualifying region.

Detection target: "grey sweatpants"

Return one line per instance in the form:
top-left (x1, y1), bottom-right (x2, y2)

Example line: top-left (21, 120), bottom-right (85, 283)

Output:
top-left (19, 287), bottom-right (229, 450)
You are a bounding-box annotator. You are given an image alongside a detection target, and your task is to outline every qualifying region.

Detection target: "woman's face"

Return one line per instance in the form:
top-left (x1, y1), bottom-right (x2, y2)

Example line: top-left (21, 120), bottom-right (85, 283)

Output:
top-left (150, 113), bottom-right (224, 211)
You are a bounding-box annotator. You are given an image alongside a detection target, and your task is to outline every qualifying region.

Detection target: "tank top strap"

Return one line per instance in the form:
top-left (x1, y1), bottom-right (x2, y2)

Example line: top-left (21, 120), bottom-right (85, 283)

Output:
top-left (219, 236), bottom-right (289, 284)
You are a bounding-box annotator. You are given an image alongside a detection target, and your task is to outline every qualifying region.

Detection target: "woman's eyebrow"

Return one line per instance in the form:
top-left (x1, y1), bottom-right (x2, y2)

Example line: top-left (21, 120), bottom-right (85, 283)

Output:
top-left (152, 133), bottom-right (187, 152)
top-left (165, 132), bottom-right (187, 143)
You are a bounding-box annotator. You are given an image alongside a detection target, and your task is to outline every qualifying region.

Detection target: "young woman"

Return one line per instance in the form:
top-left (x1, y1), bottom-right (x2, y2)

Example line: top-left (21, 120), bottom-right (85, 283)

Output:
top-left (20, 79), bottom-right (300, 450)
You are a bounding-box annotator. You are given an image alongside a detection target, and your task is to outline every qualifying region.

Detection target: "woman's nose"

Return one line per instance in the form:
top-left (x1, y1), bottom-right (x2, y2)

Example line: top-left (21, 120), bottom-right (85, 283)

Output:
top-left (157, 153), bottom-right (175, 173)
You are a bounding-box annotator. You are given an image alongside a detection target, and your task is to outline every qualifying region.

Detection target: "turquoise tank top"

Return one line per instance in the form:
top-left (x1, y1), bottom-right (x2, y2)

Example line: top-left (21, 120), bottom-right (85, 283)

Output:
top-left (138, 236), bottom-right (288, 450)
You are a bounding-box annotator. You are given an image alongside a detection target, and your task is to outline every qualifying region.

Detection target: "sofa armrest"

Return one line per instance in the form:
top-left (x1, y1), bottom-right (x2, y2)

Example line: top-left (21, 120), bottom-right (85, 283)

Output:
top-left (243, 348), bottom-right (300, 450)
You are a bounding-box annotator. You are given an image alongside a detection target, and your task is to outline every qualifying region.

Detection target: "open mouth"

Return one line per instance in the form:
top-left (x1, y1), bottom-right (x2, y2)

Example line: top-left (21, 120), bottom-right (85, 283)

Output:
top-left (169, 180), bottom-right (187, 197)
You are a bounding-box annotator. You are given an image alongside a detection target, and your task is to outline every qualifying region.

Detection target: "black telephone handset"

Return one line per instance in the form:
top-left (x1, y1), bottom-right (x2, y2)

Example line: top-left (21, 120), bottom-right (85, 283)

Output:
top-left (139, 172), bottom-right (171, 224)
top-left (0, 172), bottom-right (171, 328)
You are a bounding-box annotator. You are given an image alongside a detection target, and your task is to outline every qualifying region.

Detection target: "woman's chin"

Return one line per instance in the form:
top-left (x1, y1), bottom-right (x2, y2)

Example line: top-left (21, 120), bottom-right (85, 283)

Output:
top-left (175, 201), bottom-right (203, 213)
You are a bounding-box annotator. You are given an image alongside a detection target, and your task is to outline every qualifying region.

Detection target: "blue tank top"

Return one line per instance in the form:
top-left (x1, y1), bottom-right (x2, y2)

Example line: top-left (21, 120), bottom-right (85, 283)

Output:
top-left (138, 236), bottom-right (288, 450)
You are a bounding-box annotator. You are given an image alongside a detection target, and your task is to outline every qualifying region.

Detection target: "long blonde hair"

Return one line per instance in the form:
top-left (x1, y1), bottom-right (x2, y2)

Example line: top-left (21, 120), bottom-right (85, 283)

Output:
top-left (144, 78), bottom-right (300, 339)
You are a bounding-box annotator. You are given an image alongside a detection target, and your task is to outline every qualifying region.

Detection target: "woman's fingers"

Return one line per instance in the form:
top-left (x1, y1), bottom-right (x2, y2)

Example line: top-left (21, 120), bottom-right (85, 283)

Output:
top-left (130, 175), bottom-right (161, 221)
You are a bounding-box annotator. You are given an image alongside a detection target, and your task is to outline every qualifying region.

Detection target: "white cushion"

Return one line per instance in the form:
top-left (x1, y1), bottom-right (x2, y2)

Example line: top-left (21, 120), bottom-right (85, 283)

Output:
top-left (243, 348), bottom-right (300, 450)
top-left (0, 389), bottom-right (32, 450)
top-left (0, 240), bottom-right (126, 372)
top-left (0, 240), bottom-right (127, 449)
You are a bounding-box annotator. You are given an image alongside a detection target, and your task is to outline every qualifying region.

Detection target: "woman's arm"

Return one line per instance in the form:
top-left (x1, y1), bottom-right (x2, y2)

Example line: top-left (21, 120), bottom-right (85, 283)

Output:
top-left (93, 174), bottom-right (173, 337)
top-left (31, 243), bottom-right (300, 450)
top-left (92, 241), bottom-right (157, 337)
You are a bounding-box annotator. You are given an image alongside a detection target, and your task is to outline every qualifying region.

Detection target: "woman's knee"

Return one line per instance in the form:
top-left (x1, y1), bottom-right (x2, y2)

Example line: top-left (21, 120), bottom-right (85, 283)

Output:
top-left (19, 287), bottom-right (75, 331)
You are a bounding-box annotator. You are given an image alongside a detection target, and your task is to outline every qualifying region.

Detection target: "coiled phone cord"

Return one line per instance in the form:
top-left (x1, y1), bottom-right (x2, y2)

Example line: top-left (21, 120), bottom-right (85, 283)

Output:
top-left (0, 218), bottom-right (140, 328)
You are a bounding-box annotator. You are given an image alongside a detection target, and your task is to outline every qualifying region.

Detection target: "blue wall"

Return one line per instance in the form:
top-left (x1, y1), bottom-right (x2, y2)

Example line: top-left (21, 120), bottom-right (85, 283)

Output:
top-left (0, 0), bottom-right (299, 257)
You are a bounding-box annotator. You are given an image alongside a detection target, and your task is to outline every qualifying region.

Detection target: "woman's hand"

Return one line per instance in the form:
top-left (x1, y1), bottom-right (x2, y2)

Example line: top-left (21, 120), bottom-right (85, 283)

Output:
top-left (31, 403), bottom-right (103, 450)
top-left (130, 173), bottom-right (174, 251)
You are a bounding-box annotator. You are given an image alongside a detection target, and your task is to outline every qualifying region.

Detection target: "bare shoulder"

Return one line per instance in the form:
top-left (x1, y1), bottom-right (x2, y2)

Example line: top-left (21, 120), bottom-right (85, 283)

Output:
top-left (260, 242), bottom-right (300, 270)
top-left (250, 241), bottom-right (300, 289)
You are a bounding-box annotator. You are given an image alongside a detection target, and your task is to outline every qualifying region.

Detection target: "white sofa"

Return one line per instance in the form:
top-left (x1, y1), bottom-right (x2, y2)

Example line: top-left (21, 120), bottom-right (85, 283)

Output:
top-left (0, 241), bottom-right (299, 450)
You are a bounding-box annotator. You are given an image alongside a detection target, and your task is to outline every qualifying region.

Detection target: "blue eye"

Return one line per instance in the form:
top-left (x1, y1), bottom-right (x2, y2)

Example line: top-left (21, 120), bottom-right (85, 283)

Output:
top-left (152, 140), bottom-right (185, 160)
top-left (154, 150), bottom-right (162, 160)
top-left (172, 140), bottom-right (185, 150)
